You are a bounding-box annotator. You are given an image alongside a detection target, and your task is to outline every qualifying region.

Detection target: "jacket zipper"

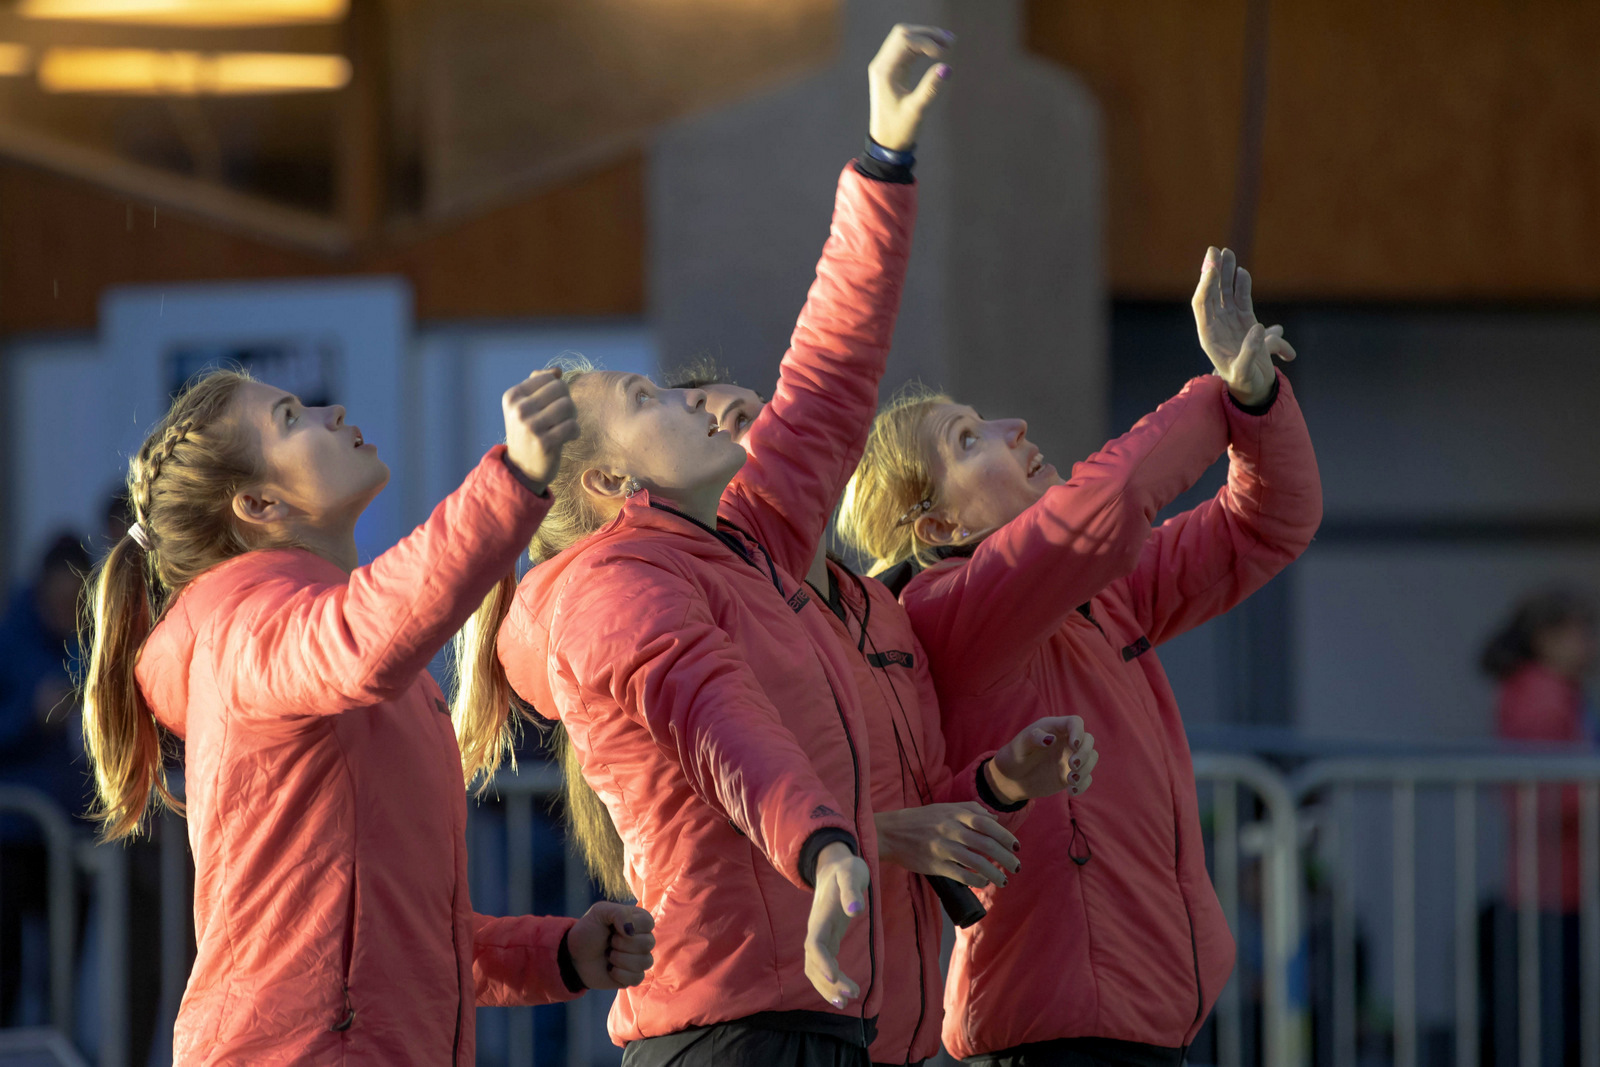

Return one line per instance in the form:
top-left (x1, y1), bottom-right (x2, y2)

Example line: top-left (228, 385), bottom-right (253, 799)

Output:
top-left (1084, 599), bottom-right (1203, 1046)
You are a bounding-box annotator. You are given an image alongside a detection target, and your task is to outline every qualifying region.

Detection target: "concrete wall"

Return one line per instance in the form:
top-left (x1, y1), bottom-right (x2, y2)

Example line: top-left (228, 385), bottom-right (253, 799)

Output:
top-left (649, 0), bottom-right (1108, 478)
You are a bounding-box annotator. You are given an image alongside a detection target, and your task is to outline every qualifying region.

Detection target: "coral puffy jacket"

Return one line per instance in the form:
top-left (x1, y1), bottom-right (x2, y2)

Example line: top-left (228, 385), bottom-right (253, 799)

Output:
top-left (902, 373), bottom-right (1322, 1057)
top-left (136, 448), bottom-right (579, 1066)
top-left (1497, 662), bottom-right (1595, 912)
top-left (498, 162), bottom-right (915, 1047)
top-left (812, 560), bottom-right (1025, 1065)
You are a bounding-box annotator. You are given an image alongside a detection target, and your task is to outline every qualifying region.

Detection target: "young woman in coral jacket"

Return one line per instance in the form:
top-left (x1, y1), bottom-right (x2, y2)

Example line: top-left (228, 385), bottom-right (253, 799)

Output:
top-left (80, 366), bottom-right (653, 1067)
top-left (838, 249), bottom-right (1323, 1067)
top-left (449, 25), bottom-right (1080, 1067)
top-left (671, 365), bottom-right (1100, 1067)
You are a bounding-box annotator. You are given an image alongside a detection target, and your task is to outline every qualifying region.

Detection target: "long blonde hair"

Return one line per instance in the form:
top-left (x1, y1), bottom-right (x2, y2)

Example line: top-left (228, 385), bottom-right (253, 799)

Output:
top-left (451, 358), bottom-right (631, 899)
top-left (837, 384), bottom-right (952, 576)
top-left (81, 369), bottom-right (257, 840)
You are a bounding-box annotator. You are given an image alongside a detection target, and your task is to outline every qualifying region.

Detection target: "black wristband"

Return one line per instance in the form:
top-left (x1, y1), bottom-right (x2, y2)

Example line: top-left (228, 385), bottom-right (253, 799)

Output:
top-left (798, 828), bottom-right (859, 887)
top-left (855, 137), bottom-right (914, 184)
top-left (1227, 373), bottom-right (1280, 417)
top-left (500, 451), bottom-right (552, 498)
top-left (557, 928), bottom-right (586, 994)
top-left (975, 759), bottom-right (1028, 813)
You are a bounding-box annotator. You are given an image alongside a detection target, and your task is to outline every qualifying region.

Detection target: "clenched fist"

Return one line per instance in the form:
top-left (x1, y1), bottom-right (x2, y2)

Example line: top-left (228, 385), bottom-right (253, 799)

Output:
top-left (567, 901), bottom-right (656, 990)
top-left (502, 369), bottom-right (580, 493)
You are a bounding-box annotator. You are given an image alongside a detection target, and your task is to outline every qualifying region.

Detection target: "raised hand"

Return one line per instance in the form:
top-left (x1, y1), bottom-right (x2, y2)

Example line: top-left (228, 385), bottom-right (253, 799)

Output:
top-left (1191, 246), bottom-right (1297, 406)
top-left (867, 23), bottom-right (954, 152)
top-left (804, 841), bottom-right (870, 1009)
top-left (502, 368), bottom-right (580, 492)
top-left (876, 801), bottom-right (1022, 888)
top-left (566, 901), bottom-right (656, 990)
top-left (985, 715), bottom-right (1099, 806)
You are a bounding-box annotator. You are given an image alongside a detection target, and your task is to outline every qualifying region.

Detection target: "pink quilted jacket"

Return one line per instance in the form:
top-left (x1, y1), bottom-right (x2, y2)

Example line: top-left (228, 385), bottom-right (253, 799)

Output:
top-left (498, 162), bottom-right (915, 1049)
top-left (137, 447), bottom-right (579, 1066)
top-left (907, 372), bottom-right (1322, 1057)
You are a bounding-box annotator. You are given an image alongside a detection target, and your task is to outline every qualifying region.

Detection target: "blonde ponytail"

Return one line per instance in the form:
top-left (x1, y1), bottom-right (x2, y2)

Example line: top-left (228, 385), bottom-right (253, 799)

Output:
top-left (81, 537), bottom-right (178, 840)
top-left (837, 384), bottom-right (951, 575)
top-left (451, 570), bottom-right (521, 792)
top-left (450, 356), bottom-right (629, 895)
top-left (81, 368), bottom-right (256, 840)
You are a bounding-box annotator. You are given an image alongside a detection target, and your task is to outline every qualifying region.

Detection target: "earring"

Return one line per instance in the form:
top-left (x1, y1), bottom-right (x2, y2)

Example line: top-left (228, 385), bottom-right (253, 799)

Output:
top-left (958, 527), bottom-right (970, 539)
top-left (624, 478), bottom-right (642, 498)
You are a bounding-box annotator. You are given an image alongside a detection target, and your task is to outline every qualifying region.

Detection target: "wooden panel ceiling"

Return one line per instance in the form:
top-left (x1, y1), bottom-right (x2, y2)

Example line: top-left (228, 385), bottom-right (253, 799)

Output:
top-left (1027, 0), bottom-right (1600, 300)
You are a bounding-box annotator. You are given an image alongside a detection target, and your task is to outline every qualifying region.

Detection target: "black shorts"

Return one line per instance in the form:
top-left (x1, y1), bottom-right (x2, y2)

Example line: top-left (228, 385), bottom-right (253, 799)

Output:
top-left (623, 1012), bottom-right (875, 1067)
top-left (965, 1036), bottom-right (1185, 1067)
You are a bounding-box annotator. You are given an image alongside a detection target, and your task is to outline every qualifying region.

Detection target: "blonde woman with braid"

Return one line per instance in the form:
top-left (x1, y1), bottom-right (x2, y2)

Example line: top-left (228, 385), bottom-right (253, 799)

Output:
top-left (80, 367), bottom-right (654, 1066)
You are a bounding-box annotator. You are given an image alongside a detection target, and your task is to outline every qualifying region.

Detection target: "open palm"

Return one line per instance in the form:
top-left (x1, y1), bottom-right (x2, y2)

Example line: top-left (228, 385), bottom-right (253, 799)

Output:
top-left (1190, 246), bottom-right (1295, 406)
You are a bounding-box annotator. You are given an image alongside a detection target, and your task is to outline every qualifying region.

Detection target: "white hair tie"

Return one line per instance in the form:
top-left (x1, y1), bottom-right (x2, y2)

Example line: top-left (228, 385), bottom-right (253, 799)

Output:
top-left (128, 522), bottom-right (151, 551)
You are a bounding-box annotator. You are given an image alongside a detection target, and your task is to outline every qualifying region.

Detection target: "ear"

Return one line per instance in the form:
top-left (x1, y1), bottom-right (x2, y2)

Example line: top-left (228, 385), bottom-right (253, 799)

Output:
top-left (913, 510), bottom-right (965, 548)
top-left (579, 465), bottom-right (630, 504)
top-left (232, 487), bottom-right (288, 530)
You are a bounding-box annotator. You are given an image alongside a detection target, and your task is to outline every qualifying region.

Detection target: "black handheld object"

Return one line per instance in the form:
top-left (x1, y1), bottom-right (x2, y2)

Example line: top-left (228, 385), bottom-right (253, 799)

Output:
top-left (928, 874), bottom-right (986, 928)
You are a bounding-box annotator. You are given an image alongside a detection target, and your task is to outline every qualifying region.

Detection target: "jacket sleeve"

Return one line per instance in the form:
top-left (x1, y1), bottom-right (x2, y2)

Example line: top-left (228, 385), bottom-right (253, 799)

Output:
top-left (719, 163), bottom-right (917, 580)
top-left (553, 553), bottom-right (857, 890)
top-left (1114, 370), bottom-right (1323, 647)
top-left (472, 912), bottom-right (580, 1007)
top-left (903, 375), bottom-right (1234, 693)
top-left (209, 447), bottom-right (550, 720)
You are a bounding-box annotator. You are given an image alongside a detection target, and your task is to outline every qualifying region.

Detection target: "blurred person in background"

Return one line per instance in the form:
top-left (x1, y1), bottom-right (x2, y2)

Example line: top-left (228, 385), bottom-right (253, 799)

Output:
top-left (1481, 585), bottom-right (1597, 1067)
top-left (0, 532), bottom-right (92, 1024)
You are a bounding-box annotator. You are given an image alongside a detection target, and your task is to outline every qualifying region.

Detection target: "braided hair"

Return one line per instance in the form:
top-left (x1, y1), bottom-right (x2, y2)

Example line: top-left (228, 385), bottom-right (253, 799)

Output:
top-left (81, 368), bottom-right (258, 839)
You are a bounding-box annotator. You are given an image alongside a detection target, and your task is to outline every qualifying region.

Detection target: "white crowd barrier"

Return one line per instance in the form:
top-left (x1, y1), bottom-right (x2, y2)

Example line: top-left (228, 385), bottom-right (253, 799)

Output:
top-left (6, 753), bottom-right (1600, 1067)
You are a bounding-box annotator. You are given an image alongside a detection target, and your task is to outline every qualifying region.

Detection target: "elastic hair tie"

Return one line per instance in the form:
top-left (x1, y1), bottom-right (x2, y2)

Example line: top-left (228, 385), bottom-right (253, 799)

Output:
top-left (894, 498), bottom-right (933, 528)
top-left (127, 522), bottom-right (151, 551)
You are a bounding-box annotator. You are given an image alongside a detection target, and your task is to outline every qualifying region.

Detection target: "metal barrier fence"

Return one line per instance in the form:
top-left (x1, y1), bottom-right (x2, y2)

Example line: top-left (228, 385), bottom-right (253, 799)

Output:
top-left (8, 753), bottom-right (1600, 1067)
top-left (1292, 756), bottom-right (1600, 1067)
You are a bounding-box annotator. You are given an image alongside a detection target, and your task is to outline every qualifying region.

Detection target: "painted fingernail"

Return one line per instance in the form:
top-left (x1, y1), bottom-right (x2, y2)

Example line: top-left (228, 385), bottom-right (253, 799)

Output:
top-left (1042, 734), bottom-right (1056, 746)
top-left (832, 997), bottom-right (845, 1009)
top-left (846, 901), bottom-right (862, 916)
top-left (1070, 772), bottom-right (1081, 782)
top-left (936, 64), bottom-right (951, 79)
top-left (1071, 758), bottom-right (1082, 770)
top-left (624, 922), bottom-right (635, 936)
top-left (1072, 737), bottom-right (1084, 750)
top-left (1012, 842), bottom-right (1021, 853)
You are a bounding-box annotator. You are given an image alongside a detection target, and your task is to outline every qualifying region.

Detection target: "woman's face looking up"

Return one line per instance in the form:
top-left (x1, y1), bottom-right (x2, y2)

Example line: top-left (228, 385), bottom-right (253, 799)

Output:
top-left (574, 372), bottom-right (746, 508)
top-left (915, 403), bottom-right (1066, 545)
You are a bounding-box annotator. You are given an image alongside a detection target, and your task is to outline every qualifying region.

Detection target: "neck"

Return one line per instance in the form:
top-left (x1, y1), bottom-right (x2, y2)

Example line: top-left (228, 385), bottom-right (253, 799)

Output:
top-left (806, 544), bottom-right (829, 589)
top-left (283, 518), bottom-right (361, 573)
top-left (648, 482), bottom-right (724, 529)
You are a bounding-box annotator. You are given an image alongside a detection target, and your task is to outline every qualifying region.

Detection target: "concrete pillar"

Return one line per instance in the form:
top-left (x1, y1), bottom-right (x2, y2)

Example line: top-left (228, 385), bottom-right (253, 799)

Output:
top-left (649, 0), bottom-right (1106, 474)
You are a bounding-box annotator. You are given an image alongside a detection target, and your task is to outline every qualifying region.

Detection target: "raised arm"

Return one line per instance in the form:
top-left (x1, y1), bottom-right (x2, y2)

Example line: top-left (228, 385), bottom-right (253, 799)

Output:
top-left (903, 374), bottom-right (1232, 691)
top-left (550, 552), bottom-right (859, 891)
top-left (1115, 370), bottom-right (1322, 646)
top-left (1114, 248), bottom-right (1323, 645)
top-left (211, 370), bottom-right (579, 719)
top-left (721, 25), bottom-right (947, 578)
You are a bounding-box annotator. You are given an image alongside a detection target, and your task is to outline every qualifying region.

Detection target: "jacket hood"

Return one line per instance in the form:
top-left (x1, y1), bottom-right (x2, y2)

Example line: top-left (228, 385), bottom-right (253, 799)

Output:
top-left (499, 492), bottom-right (746, 717)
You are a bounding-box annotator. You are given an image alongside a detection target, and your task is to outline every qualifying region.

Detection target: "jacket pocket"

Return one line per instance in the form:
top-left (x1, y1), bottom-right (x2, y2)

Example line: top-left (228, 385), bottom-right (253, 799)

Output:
top-left (330, 863), bottom-right (359, 1032)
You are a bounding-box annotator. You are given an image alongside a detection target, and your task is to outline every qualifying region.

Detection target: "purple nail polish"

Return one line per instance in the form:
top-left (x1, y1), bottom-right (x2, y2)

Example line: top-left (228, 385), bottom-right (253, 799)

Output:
top-left (936, 64), bottom-right (951, 79)
top-left (1042, 734), bottom-right (1056, 746)
top-left (624, 922), bottom-right (635, 936)
top-left (846, 901), bottom-right (861, 916)
top-left (1012, 842), bottom-right (1021, 853)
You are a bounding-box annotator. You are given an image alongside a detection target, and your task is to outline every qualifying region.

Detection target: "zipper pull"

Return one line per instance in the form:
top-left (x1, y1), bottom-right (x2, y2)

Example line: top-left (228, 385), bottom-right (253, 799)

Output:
top-left (1069, 817), bottom-right (1092, 867)
top-left (330, 985), bottom-right (355, 1032)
